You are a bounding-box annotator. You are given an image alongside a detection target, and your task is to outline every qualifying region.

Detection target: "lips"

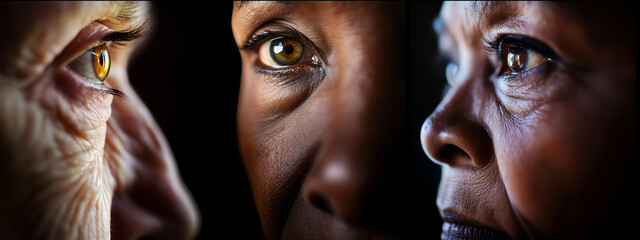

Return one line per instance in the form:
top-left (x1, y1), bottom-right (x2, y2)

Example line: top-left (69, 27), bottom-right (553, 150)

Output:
top-left (441, 213), bottom-right (510, 240)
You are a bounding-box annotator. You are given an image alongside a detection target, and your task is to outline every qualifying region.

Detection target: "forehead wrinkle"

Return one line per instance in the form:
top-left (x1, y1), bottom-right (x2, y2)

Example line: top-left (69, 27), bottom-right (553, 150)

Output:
top-left (466, 1), bottom-right (521, 32)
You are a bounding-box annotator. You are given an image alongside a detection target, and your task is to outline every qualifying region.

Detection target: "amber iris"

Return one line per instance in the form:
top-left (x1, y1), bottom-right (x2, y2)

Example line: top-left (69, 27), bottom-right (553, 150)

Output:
top-left (91, 44), bottom-right (110, 82)
top-left (270, 37), bottom-right (304, 66)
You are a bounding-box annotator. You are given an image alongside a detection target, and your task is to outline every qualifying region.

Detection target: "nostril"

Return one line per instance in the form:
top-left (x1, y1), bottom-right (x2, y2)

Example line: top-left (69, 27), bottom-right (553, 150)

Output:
top-left (309, 193), bottom-right (332, 215)
top-left (437, 144), bottom-right (471, 165)
top-left (440, 144), bottom-right (469, 159)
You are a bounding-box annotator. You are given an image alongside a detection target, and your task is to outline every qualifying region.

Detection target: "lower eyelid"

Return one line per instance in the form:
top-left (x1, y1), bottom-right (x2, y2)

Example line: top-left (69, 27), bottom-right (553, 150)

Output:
top-left (496, 61), bottom-right (572, 113)
top-left (502, 62), bottom-right (551, 88)
top-left (61, 66), bottom-right (127, 100)
top-left (254, 61), bottom-right (325, 87)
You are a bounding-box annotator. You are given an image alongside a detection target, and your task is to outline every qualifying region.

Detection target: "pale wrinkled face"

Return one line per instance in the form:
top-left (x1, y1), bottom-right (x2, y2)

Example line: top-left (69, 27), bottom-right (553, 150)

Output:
top-left (422, 2), bottom-right (635, 239)
top-left (0, 2), bottom-right (199, 239)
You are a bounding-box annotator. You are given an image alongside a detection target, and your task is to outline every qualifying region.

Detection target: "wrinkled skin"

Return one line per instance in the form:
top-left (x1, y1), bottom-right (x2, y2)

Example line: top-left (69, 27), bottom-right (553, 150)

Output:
top-left (422, 2), bottom-right (636, 239)
top-left (233, 1), bottom-right (433, 239)
top-left (0, 2), bottom-right (198, 239)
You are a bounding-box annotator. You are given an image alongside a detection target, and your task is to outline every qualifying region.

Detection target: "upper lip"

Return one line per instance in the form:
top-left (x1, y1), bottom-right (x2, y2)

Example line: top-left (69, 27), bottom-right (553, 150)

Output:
top-left (440, 211), bottom-right (510, 240)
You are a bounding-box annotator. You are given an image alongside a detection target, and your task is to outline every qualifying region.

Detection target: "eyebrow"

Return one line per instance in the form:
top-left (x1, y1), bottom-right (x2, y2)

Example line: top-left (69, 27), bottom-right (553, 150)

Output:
top-left (102, 1), bottom-right (150, 42)
top-left (467, 1), bottom-right (520, 30)
top-left (433, 1), bottom-right (528, 41)
top-left (238, 0), bottom-right (293, 8)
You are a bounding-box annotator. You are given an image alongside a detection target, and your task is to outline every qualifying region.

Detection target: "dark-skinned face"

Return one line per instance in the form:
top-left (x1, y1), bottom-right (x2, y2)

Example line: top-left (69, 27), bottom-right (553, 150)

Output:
top-left (422, 2), bottom-right (635, 239)
top-left (232, 1), bottom-right (435, 239)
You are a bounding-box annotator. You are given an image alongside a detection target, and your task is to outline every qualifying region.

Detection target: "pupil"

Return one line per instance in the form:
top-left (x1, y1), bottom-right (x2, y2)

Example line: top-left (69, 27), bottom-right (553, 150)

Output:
top-left (507, 46), bottom-right (527, 72)
top-left (284, 45), bottom-right (294, 54)
top-left (99, 51), bottom-right (104, 66)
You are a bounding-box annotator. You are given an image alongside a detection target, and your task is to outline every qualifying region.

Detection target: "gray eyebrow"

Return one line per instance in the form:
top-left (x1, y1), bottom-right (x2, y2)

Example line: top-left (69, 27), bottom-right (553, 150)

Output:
top-left (238, 1), bottom-right (293, 9)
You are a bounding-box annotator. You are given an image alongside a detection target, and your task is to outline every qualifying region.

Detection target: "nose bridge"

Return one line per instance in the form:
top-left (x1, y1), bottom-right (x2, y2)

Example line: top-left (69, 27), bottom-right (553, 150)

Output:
top-left (431, 73), bottom-right (477, 126)
top-left (320, 33), bottom-right (395, 157)
top-left (109, 96), bottom-right (199, 240)
top-left (302, 34), bottom-right (405, 225)
top-left (421, 62), bottom-right (495, 167)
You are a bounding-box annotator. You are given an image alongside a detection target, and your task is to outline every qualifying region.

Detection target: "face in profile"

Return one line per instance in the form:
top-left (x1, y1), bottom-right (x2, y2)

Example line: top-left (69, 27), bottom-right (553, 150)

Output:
top-left (422, 2), bottom-right (636, 239)
top-left (232, 1), bottom-right (436, 239)
top-left (0, 2), bottom-right (198, 239)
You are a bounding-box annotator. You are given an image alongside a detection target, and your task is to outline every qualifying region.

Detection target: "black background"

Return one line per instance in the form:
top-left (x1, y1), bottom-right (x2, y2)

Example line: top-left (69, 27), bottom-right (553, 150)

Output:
top-left (128, 2), bottom-right (445, 239)
top-left (128, 2), bottom-right (261, 239)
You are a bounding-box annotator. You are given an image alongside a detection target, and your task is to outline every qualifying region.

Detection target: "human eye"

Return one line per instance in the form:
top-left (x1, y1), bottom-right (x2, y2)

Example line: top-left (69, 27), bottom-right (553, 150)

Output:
top-left (62, 23), bottom-right (146, 97)
top-left (68, 42), bottom-right (111, 85)
top-left (485, 34), bottom-right (558, 77)
top-left (259, 37), bottom-right (305, 68)
top-left (239, 27), bottom-right (324, 84)
top-left (504, 43), bottom-right (547, 75)
top-left (483, 34), bottom-right (569, 116)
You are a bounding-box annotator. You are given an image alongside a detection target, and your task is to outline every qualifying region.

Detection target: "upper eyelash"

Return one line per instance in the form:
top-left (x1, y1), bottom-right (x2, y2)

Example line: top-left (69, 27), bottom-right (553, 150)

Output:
top-left (101, 20), bottom-right (149, 46)
top-left (239, 29), bottom-right (288, 50)
top-left (482, 36), bottom-right (502, 54)
top-left (483, 34), bottom-right (559, 61)
top-left (97, 86), bottom-right (128, 100)
top-left (239, 25), bottom-right (328, 78)
top-left (90, 28), bottom-right (145, 99)
top-left (240, 24), bottom-right (313, 52)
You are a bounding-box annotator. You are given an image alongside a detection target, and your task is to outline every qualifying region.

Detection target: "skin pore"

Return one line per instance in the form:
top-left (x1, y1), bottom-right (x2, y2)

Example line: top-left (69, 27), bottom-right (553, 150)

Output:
top-left (422, 2), bottom-right (635, 239)
top-left (233, 1), bottom-right (436, 239)
top-left (0, 2), bottom-right (198, 239)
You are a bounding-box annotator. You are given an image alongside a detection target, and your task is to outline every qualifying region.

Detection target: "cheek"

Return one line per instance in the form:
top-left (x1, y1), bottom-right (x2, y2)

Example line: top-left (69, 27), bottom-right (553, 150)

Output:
top-left (237, 63), bottom-right (322, 181)
top-left (237, 69), bottom-right (330, 226)
top-left (495, 99), bottom-right (616, 236)
top-left (0, 69), bottom-right (114, 239)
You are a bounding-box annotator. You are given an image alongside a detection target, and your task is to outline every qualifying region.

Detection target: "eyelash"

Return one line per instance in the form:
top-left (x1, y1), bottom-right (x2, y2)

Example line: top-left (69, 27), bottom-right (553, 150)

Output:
top-left (240, 29), bottom-right (284, 51)
top-left (483, 34), bottom-right (559, 76)
top-left (240, 27), bottom-right (324, 82)
top-left (79, 29), bottom-right (145, 99)
top-left (484, 34), bottom-right (557, 57)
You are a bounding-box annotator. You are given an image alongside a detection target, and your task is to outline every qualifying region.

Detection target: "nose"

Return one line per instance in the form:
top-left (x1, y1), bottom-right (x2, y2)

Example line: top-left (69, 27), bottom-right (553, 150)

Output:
top-left (302, 88), bottom-right (407, 228)
top-left (109, 96), bottom-right (199, 240)
top-left (420, 75), bottom-right (493, 168)
top-left (302, 27), bottom-right (411, 229)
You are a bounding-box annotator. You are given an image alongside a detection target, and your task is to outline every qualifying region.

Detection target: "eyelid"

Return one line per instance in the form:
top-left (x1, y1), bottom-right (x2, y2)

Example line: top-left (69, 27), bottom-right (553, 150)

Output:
top-left (56, 21), bottom-right (137, 98)
top-left (240, 29), bottom-right (285, 50)
top-left (56, 21), bottom-right (144, 69)
top-left (239, 24), bottom-right (325, 61)
top-left (101, 19), bottom-right (149, 46)
top-left (242, 25), bottom-right (325, 68)
top-left (484, 34), bottom-right (559, 61)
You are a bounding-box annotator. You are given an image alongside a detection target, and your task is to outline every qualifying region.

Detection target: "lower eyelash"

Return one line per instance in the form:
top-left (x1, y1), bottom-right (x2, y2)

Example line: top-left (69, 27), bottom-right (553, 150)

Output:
top-left (254, 61), bottom-right (325, 86)
top-left (255, 62), bottom-right (303, 76)
top-left (102, 87), bottom-right (128, 99)
top-left (88, 84), bottom-right (128, 100)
